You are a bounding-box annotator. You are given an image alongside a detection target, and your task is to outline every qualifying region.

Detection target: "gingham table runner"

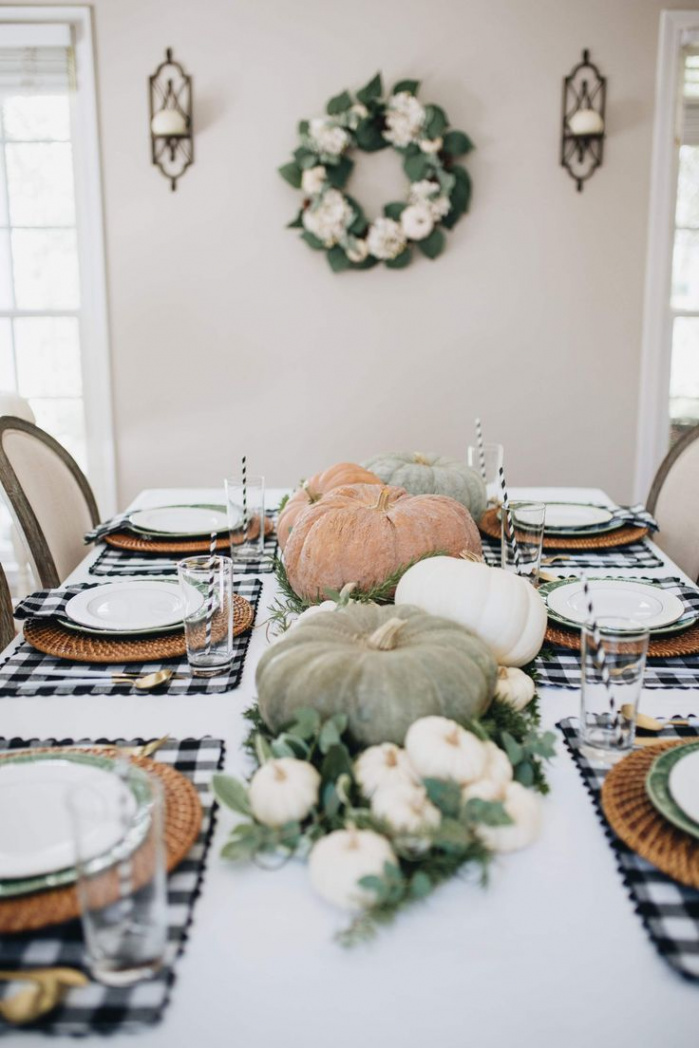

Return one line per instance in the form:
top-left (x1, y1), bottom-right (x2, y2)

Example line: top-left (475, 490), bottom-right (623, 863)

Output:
top-left (481, 536), bottom-right (663, 570)
top-left (1, 578), bottom-right (261, 697)
top-left (558, 718), bottom-right (699, 982)
top-left (0, 735), bottom-right (224, 1034)
top-left (89, 528), bottom-right (278, 576)
top-left (535, 578), bottom-right (699, 690)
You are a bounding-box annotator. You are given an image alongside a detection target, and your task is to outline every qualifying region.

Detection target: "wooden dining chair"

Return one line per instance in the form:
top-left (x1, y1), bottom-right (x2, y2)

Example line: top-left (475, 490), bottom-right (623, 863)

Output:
top-left (0, 562), bottom-right (14, 651)
top-left (647, 426), bottom-right (699, 582)
top-left (0, 417), bottom-right (100, 588)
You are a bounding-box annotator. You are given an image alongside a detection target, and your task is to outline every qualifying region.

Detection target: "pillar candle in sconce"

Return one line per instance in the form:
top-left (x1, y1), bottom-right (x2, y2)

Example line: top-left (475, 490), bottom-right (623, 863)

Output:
top-left (568, 108), bottom-right (604, 137)
top-left (149, 48), bottom-right (193, 190)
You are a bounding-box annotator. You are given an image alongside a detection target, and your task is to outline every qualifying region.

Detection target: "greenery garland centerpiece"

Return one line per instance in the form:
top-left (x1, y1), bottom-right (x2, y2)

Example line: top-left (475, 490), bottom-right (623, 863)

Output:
top-left (279, 73), bottom-right (474, 272)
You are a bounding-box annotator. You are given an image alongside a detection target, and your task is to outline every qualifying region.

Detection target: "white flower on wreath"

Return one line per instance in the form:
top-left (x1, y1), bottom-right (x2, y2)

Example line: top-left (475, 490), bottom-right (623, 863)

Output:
top-left (400, 203), bottom-right (434, 241)
top-left (367, 217), bottom-right (407, 260)
top-left (409, 179), bottom-right (451, 220)
top-left (383, 91), bottom-right (426, 147)
top-left (346, 237), bottom-right (369, 264)
top-left (308, 117), bottom-right (350, 157)
top-left (419, 136), bottom-right (443, 154)
top-left (302, 188), bottom-right (353, 247)
top-left (301, 165), bottom-right (327, 196)
top-left (343, 102), bottom-right (369, 130)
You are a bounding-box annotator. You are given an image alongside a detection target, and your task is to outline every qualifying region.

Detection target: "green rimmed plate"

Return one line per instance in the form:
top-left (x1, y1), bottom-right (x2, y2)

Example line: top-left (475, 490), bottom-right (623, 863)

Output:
top-left (0, 750), bottom-right (152, 899)
top-left (646, 743), bottom-right (699, 841)
top-left (539, 577), bottom-right (699, 637)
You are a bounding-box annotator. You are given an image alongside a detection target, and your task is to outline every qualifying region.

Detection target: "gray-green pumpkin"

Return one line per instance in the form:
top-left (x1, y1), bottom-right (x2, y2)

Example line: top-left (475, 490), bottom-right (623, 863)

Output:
top-left (362, 451), bottom-right (486, 521)
top-left (256, 603), bottom-right (496, 746)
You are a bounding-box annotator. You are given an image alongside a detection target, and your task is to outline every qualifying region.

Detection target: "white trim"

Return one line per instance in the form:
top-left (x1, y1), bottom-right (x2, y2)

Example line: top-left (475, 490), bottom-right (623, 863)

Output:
top-left (634, 10), bottom-right (699, 502)
top-left (0, 6), bottom-right (116, 515)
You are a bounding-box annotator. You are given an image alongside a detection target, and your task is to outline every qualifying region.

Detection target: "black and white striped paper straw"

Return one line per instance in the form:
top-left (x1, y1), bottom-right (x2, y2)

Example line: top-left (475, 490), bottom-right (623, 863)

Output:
top-left (581, 572), bottom-right (615, 711)
top-left (498, 465), bottom-right (521, 573)
top-left (204, 530), bottom-right (217, 653)
top-left (475, 417), bottom-right (487, 482)
top-left (241, 454), bottom-right (248, 536)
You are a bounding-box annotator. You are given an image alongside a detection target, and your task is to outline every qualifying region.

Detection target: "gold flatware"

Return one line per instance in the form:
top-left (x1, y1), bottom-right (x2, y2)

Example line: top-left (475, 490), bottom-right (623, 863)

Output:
top-left (541, 555), bottom-right (570, 565)
top-left (115, 668), bottom-right (177, 690)
top-left (0, 968), bottom-right (88, 1024)
top-left (621, 704), bottom-right (695, 732)
top-left (133, 734), bottom-right (170, 758)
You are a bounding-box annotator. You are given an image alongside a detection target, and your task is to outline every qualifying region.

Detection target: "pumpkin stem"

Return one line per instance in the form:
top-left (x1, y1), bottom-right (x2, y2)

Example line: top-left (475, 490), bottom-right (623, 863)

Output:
top-left (497, 667), bottom-right (509, 680)
top-left (338, 582), bottom-right (357, 604)
top-left (366, 617), bottom-right (406, 651)
top-left (385, 748), bottom-right (398, 768)
top-left (413, 452), bottom-right (430, 465)
top-left (374, 487), bottom-right (393, 512)
top-left (446, 727), bottom-right (460, 746)
top-left (459, 549), bottom-right (484, 563)
top-left (301, 479), bottom-right (321, 503)
top-left (272, 762), bottom-right (287, 782)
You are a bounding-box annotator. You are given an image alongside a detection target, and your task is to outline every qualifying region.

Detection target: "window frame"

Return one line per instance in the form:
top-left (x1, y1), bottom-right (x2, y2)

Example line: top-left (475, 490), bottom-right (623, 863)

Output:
top-left (0, 6), bottom-right (115, 514)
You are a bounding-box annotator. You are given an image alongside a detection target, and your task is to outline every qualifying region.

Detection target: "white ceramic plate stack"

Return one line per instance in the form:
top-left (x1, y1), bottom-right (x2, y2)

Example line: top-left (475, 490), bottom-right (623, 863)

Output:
top-left (541, 502), bottom-right (621, 537)
top-left (127, 504), bottom-right (229, 538)
top-left (59, 580), bottom-right (203, 637)
top-left (540, 578), bottom-right (697, 636)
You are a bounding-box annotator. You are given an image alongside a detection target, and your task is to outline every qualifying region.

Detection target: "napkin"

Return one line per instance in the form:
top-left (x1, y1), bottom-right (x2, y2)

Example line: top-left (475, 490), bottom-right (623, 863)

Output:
top-left (610, 504), bottom-right (658, 532)
top-left (84, 513), bottom-right (132, 543)
top-left (14, 585), bottom-right (96, 621)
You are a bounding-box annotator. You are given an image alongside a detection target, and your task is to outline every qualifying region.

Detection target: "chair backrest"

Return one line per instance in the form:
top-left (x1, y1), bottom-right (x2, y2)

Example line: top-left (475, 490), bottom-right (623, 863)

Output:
top-left (0, 391), bottom-right (35, 424)
top-left (647, 427), bottom-right (699, 582)
top-left (0, 562), bottom-right (14, 651)
top-left (0, 417), bottom-right (100, 588)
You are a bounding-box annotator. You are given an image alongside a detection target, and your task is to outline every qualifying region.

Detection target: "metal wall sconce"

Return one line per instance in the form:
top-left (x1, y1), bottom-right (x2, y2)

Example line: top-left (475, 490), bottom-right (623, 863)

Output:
top-left (149, 48), bottom-right (193, 191)
top-left (560, 49), bottom-right (606, 192)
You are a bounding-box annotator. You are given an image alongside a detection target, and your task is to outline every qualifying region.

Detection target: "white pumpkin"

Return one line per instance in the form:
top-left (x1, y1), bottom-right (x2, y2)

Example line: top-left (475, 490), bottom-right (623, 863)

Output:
top-left (494, 666), bottom-right (536, 710)
top-left (462, 778), bottom-right (502, 803)
top-left (308, 828), bottom-right (396, 910)
top-left (395, 557), bottom-right (547, 666)
top-left (482, 740), bottom-right (514, 789)
top-left (248, 758), bottom-right (321, 827)
top-left (476, 782), bottom-right (542, 853)
top-left (404, 716), bottom-right (487, 784)
top-left (370, 782), bottom-right (441, 835)
top-left (354, 743), bottom-right (418, 799)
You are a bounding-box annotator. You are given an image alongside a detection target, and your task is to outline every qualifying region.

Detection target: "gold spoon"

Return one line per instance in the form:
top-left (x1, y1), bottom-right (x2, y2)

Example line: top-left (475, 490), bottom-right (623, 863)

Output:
top-left (0, 968), bottom-right (88, 1025)
top-left (621, 704), bottom-right (695, 732)
top-left (113, 668), bottom-right (176, 691)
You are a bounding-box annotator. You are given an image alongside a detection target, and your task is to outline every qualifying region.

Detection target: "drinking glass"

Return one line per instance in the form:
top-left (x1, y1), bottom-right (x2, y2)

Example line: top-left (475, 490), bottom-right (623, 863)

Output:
top-left (177, 554), bottom-right (234, 676)
top-left (580, 617), bottom-right (650, 763)
top-left (467, 443), bottom-right (504, 505)
top-left (501, 500), bottom-right (546, 585)
top-left (68, 763), bottom-right (167, 987)
top-left (225, 475), bottom-right (265, 562)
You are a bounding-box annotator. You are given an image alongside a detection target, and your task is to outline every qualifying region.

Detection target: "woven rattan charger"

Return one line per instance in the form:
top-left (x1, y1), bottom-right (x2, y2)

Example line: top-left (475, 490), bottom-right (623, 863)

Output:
top-left (105, 516), bottom-right (274, 555)
top-left (0, 749), bottom-right (202, 934)
top-left (479, 507), bottom-right (647, 551)
top-left (544, 620), bottom-right (699, 658)
top-left (23, 594), bottom-right (254, 663)
top-left (601, 740), bottom-right (699, 891)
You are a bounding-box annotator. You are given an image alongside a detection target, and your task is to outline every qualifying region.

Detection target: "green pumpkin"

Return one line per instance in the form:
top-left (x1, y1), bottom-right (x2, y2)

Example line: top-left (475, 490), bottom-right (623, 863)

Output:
top-left (362, 451), bottom-right (486, 521)
top-left (256, 604), bottom-right (496, 746)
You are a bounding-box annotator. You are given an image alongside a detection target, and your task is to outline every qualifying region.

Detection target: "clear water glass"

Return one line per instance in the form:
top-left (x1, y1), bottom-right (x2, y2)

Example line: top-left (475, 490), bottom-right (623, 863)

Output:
top-left (177, 554), bottom-right (234, 676)
top-left (225, 475), bottom-right (265, 562)
top-left (68, 763), bottom-right (167, 987)
top-left (501, 500), bottom-right (546, 585)
top-left (467, 443), bottom-right (504, 504)
top-left (580, 617), bottom-right (650, 763)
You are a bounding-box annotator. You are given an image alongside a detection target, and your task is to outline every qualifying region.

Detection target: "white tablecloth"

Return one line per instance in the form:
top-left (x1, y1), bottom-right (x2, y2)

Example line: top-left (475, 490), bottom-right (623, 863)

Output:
top-left (3, 487), bottom-right (698, 1047)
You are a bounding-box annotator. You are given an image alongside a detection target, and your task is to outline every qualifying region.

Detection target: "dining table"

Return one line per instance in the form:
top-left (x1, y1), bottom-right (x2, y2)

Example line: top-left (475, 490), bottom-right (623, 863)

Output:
top-left (1, 484), bottom-right (698, 1048)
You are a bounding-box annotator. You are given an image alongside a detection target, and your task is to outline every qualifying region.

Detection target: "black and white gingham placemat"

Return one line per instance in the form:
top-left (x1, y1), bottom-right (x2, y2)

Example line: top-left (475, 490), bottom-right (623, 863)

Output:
top-left (89, 528), bottom-right (278, 577)
top-left (558, 717), bottom-right (699, 982)
top-left (536, 578), bottom-right (699, 690)
top-left (1, 578), bottom-right (261, 697)
top-left (0, 735), bottom-right (224, 1033)
top-left (481, 536), bottom-right (663, 570)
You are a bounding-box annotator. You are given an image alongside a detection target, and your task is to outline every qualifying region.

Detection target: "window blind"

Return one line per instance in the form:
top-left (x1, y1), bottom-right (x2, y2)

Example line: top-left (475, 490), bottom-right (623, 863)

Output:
top-left (0, 23), bottom-right (73, 95)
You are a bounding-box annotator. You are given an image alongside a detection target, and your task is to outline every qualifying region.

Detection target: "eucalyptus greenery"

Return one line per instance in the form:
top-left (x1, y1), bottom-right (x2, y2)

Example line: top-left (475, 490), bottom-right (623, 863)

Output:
top-left (279, 72), bottom-right (474, 272)
top-left (213, 699), bottom-right (555, 946)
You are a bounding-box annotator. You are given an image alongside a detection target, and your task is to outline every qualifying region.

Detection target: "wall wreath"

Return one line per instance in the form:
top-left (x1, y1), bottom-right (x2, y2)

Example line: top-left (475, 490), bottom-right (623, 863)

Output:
top-left (279, 73), bottom-right (474, 272)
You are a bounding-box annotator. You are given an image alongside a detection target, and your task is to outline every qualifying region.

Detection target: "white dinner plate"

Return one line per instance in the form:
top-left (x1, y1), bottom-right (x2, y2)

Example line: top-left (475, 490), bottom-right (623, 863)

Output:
top-left (128, 505), bottom-right (228, 537)
top-left (668, 747), bottom-right (699, 826)
top-left (546, 579), bottom-right (685, 631)
top-left (64, 580), bottom-right (199, 633)
top-left (543, 503), bottom-right (614, 530)
top-left (0, 754), bottom-right (141, 880)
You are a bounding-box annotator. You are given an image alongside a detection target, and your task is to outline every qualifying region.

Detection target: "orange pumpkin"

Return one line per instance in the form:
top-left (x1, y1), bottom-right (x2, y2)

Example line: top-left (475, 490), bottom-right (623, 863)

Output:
top-left (284, 483), bottom-right (483, 602)
top-left (277, 462), bottom-right (382, 550)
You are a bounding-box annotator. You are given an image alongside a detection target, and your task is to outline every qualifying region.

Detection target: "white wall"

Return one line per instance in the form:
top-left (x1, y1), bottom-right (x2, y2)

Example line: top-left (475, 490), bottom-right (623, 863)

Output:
top-left (83, 0), bottom-right (699, 504)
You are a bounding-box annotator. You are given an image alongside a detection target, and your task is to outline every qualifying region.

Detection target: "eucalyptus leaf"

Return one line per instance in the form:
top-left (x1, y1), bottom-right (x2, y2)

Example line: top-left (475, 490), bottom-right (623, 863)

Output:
top-left (327, 90), bottom-right (352, 115)
top-left (301, 230), bottom-right (325, 250)
top-left (442, 130), bottom-right (474, 157)
top-left (501, 731), bottom-right (524, 766)
top-left (356, 117), bottom-right (388, 152)
top-left (385, 248), bottom-right (412, 269)
top-left (356, 72), bottom-right (383, 104)
top-left (417, 227), bottom-right (445, 259)
top-left (320, 743), bottom-right (353, 784)
top-left (514, 762), bottom-right (535, 787)
top-left (327, 246), bottom-right (351, 273)
top-left (423, 778), bottom-right (462, 818)
top-left (384, 201), bottom-right (406, 220)
top-left (464, 797), bottom-right (512, 827)
top-left (298, 119), bottom-right (309, 136)
top-left (270, 738), bottom-right (296, 759)
top-left (212, 773), bottom-right (252, 816)
top-left (319, 717), bottom-right (342, 751)
top-left (409, 871), bottom-right (432, 898)
top-left (392, 79), bottom-right (420, 96)
top-left (279, 161), bottom-right (302, 188)
top-left (431, 817), bottom-right (472, 853)
top-left (423, 104), bottom-right (447, 139)
top-left (287, 707), bottom-right (321, 740)
top-left (403, 152), bottom-right (433, 182)
top-left (326, 155), bottom-right (354, 189)
top-left (221, 838), bottom-right (257, 861)
top-left (286, 211), bottom-right (304, 229)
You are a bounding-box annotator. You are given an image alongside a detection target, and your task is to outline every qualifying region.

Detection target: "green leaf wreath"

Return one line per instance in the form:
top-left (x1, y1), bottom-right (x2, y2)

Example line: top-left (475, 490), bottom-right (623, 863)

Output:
top-left (279, 72), bottom-right (474, 272)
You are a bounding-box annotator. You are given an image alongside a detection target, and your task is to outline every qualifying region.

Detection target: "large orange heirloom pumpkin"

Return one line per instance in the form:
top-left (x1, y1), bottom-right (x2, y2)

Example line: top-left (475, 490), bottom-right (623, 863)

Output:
top-left (277, 461), bottom-right (382, 550)
top-left (283, 483), bottom-right (482, 602)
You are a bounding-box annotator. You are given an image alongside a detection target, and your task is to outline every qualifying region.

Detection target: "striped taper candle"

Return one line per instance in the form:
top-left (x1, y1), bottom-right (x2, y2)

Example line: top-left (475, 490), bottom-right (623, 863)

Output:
top-left (498, 465), bottom-right (521, 573)
top-left (204, 530), bottom-right (217, 653)
top-left (475, 418), bottom-right (487, 483)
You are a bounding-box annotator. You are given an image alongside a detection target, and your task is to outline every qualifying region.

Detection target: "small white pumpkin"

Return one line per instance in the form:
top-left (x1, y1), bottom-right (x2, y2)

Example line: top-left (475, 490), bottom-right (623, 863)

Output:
top-left (482, 740), bottom-right (514, 789)
top-left (404, 716), bottom-right (487, 784)
top-left (476, 782), bottom-right (542, 853)
top-left (395, 557), bottom-right (547, 667)
top-left (462, 778), bottom-right (502, 803)
top-left (370, 782), bottom-right (441, 835)
top-left (248, 758), bottom-right (321, 828)
top-left (308, 827), bottom-right (396, 910)
top-left (290, 583), bottom-right (358, 631)
top-left (494, 666), bottom-right (536, 710)
top-left (354, 743), bottom-right (418, 798)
